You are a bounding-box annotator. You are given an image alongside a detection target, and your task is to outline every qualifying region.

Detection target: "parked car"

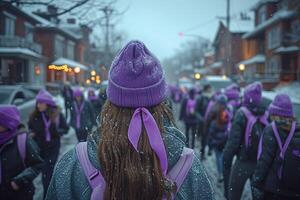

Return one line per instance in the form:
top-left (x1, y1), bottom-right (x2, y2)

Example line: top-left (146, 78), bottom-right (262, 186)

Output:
top-left (198, 75), bottom-right (234, 92)
top-left (0, 85), bottom-right (36, 125)
top-left (262, 91), bottom-right (300, 121)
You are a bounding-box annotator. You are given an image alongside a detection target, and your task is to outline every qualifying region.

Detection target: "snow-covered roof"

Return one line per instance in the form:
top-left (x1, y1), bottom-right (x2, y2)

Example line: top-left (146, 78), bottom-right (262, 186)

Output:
top-left (275, 46), bottom-right (300, 53)
top-left (238, 54), bottom-right (265, 66)
top-left (229, 18), bottom-right (255, 33)
top-left (22, 10), bottom-right (81, 40)
top-left (204, 51), bottom-right (214, 57)
top-left (204, 75), bottom-right (231, 82)
top-left (243, 10), bottom-right (296, 39)
top-left (251, 0), bottom-right (280, 11)
top-left (196, 68), bottom-right (210, 74)
top-left (52, 57), bottom-right (88, 70)
top-left (209, 61), bottom-right (222, 69)
top-left (0, 47), bottom-right (42, 58)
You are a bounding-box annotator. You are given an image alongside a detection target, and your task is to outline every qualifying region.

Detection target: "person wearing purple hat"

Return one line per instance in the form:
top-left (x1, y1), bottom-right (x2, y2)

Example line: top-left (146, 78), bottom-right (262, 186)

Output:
top-left (87, 88), bottom-right (103, 123)
top-left (223, 82), bottom-right (269, 200)
top-left (252, 94), bottom-right (300, 200)
top-left (70, 87), bottom-right (95, 142)
top-left (46, 41), bottom-right (214, 200)
top-left (28, 89), bottom-right (69, 197)
top-left (179, 88), bottom-right (202, 149)
top-left (0, 105), bottom-right (43, 200)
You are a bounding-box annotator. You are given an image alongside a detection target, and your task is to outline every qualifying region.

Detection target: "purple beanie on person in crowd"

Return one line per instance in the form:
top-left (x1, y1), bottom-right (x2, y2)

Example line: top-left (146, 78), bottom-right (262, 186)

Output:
top-left (36, 89), bottom-right (56, 107)
top-left (243, 82), bottom-right (262, 106)
top-left (73, 88), bottom-right (83, 98)
top-left (269, 94), bottom-right (293, 118)
top-left (0, 105), bottom-right (21, 130)
top-left (225, 88), bottom-right (240, 100)
top-left (107, 40), bottom-right (166, 108)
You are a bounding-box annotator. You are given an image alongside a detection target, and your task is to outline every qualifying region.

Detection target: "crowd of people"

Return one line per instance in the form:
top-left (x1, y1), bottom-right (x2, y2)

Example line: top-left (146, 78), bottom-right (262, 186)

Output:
top-left (171, 79), bottom-right (300, 200)
top-left (0, 40), bottom-right (299, 200)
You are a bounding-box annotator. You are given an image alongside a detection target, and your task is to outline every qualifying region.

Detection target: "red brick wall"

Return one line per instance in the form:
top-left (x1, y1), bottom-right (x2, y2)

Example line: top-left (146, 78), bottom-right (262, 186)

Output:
top-left (34, 30), bottom-right (54, 60)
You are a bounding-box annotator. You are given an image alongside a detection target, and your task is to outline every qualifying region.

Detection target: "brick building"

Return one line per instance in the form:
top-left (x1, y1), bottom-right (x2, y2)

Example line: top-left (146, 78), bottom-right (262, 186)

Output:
top-left (241, 0), bottom-right (300, 89)
top-left (210, 19), bottom-right (254, 80)
top-left (0, 3), bottom-right (45, 85)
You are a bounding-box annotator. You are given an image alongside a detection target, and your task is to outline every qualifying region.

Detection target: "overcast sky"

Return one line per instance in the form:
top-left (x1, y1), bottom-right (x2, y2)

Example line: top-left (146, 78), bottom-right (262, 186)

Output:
top-left (116, 0), bottom-right (260, 60)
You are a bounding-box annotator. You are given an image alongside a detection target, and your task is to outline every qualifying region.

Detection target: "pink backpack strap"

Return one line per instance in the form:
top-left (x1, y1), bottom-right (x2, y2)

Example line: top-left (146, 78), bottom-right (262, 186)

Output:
top-left (76, 142), bottom-right (106, 200)
top-left (167, 147), bottom-right (194, 193)
top-left (17, 133), bottom-right (27, 167)
top-left (240, 107), bottom-right (257, 148)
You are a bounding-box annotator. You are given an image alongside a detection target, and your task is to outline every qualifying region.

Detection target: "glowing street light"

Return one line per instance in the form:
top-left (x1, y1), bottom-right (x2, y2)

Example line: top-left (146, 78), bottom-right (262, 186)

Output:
top-left (194, 73), bottom-right (201, 80)
top-left (239, 64), bottom-right (245, 71)
top-left (222, 75), bottom-right (227, 80)
top-left (86, 79), bottom-right (91, 84)
top-left (91, 70), bottom-right (96, 76)
top-left (74, 67), bottom-right (81, 73)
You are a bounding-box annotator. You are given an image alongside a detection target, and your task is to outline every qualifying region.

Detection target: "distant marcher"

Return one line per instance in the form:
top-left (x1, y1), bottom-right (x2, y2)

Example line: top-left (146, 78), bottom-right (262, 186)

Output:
top-left (70, 88), bottom-right (95, 142)
top-left (0, 105), bottom-right (44, 200)
top-left (62, 83), bottom-right (73, 120)
top-left (180, 89), bottom-right (202, 148)
top-left (87, 88), bottom-right (102, 122)
top-left (28, 90), bottom-right (69, 196)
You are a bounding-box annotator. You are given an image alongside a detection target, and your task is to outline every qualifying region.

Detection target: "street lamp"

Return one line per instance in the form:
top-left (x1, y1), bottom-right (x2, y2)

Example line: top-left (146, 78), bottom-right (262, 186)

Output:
top-left (194, 73), bottom-right (201, 80)
top-left (74, 67), bottom-right (81, 73)
top-left (91, 70), bottom-right (96, 76)
top-left (239, 64), bottom-right (245, 71)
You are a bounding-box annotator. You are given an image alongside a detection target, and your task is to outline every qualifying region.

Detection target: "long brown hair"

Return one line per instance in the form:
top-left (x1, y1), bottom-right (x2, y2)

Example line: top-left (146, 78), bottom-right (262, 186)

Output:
top-left (98, 101), bottom-right (176, 200)
top-left (29, 105), bottom-right (60, 123)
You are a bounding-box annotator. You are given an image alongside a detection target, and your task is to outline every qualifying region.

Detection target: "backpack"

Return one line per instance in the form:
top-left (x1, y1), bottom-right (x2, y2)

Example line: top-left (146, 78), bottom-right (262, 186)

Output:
top-left (271, 121), bottom-right (300, 191)
top-left (204, 100), bottom-right (215, 121)
top-left (76, 142), bottom-right (194, 200)
top-left (17, 132), bottom-right (27, 166)
top-left (186, 99), bottom-right (196, 116)
top-left (240, 107), bottom-right (269, 159)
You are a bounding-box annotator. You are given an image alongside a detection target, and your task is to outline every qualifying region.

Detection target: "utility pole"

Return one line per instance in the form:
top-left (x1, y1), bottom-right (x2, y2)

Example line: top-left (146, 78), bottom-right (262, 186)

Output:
top-left (226, 0), bottom-right (230, 30)
top-left (102, 6), bottom-right (113, 69)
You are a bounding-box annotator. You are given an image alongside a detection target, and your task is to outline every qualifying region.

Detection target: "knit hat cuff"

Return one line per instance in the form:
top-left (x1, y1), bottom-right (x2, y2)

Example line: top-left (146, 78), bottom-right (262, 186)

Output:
top-left (269, 104), bottom-right (293, 117)
top-left (107, 75), bottom-right (166, 108)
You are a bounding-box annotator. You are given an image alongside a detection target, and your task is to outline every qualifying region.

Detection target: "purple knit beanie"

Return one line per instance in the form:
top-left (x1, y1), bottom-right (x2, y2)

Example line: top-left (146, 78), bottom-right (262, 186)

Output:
top-left (36, 89), bottom-right (56, 107)
top-left (269, 94), bottom-right (293, 117)
top-left (0, 105), bottom-right (20, 130)
top-left (73, 88), bottom-right (83, 97)
top-left (225, 88), bottom-right (240, 100)
top-left (243, 82), bottom-right (262, 106)
top-left (107, 40), bottom-right (166, 108)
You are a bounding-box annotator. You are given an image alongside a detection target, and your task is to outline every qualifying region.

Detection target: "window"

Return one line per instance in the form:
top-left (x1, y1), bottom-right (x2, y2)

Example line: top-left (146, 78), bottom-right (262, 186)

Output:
top-left (258, 6), bottom-right (267, 24)
top-left (67, 40), bottom-right (75, 60)
top-left (4, 12), bottom-right (16, 36)
top-left (54, 35), bottom-right (65, 58)
top-left (25, 22), bottom-right (34, 42)
top-left (291, 20), bottom-right (300, 36)
top-left (267, 26), bottom-right (281, 49)
top-left (266, 56), bottom-right (280, 78)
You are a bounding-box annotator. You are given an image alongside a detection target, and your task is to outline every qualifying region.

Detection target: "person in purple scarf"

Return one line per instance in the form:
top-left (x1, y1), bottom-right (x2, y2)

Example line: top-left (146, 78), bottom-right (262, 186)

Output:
top-left (46, 40), bottom-right (214, 200)
top-left (28, 89), bottom-right (69, 197)
top-left (70, 88), bottom-right (95, 142)
top-left (0, 105), bottom-right (43, 200)
top-left (87, 88), bottom-right (103, 123)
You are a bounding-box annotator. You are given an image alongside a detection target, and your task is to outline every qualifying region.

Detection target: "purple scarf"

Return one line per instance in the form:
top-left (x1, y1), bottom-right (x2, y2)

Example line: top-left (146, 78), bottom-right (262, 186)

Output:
top-left (0, 129), bottom-right (17, 184)
top-left (88, 95), bottom-right (98, 101)
top-left (127, 107), bottom-right (168, 175)
top-left (41, 112), bottom-right (52, 142)
top-left (74, 101), bottom-right (84, 129)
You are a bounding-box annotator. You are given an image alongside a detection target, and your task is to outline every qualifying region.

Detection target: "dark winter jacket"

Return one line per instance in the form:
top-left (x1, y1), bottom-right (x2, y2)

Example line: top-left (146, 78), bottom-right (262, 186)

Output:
top-left (179, 96), bottom-right (203, 125)
top-left (0, 130), bottom-right (44, 199)
top-left (223, 104), bottom-right (268, 171)
top-left (46, 119), bottom-right (215, 200)
top-left (28, 112), bottom-right (69, 149)
top-left (70, 100), bottom-right (95, 132)
top-left (208, 120), bottom-right (228, 150)
top-left (252, 122), bottom-right (300, 198)
top-left (62, 87), bottom-right (73, 103)
top-left (89, 99), bottom-right (103, 122)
